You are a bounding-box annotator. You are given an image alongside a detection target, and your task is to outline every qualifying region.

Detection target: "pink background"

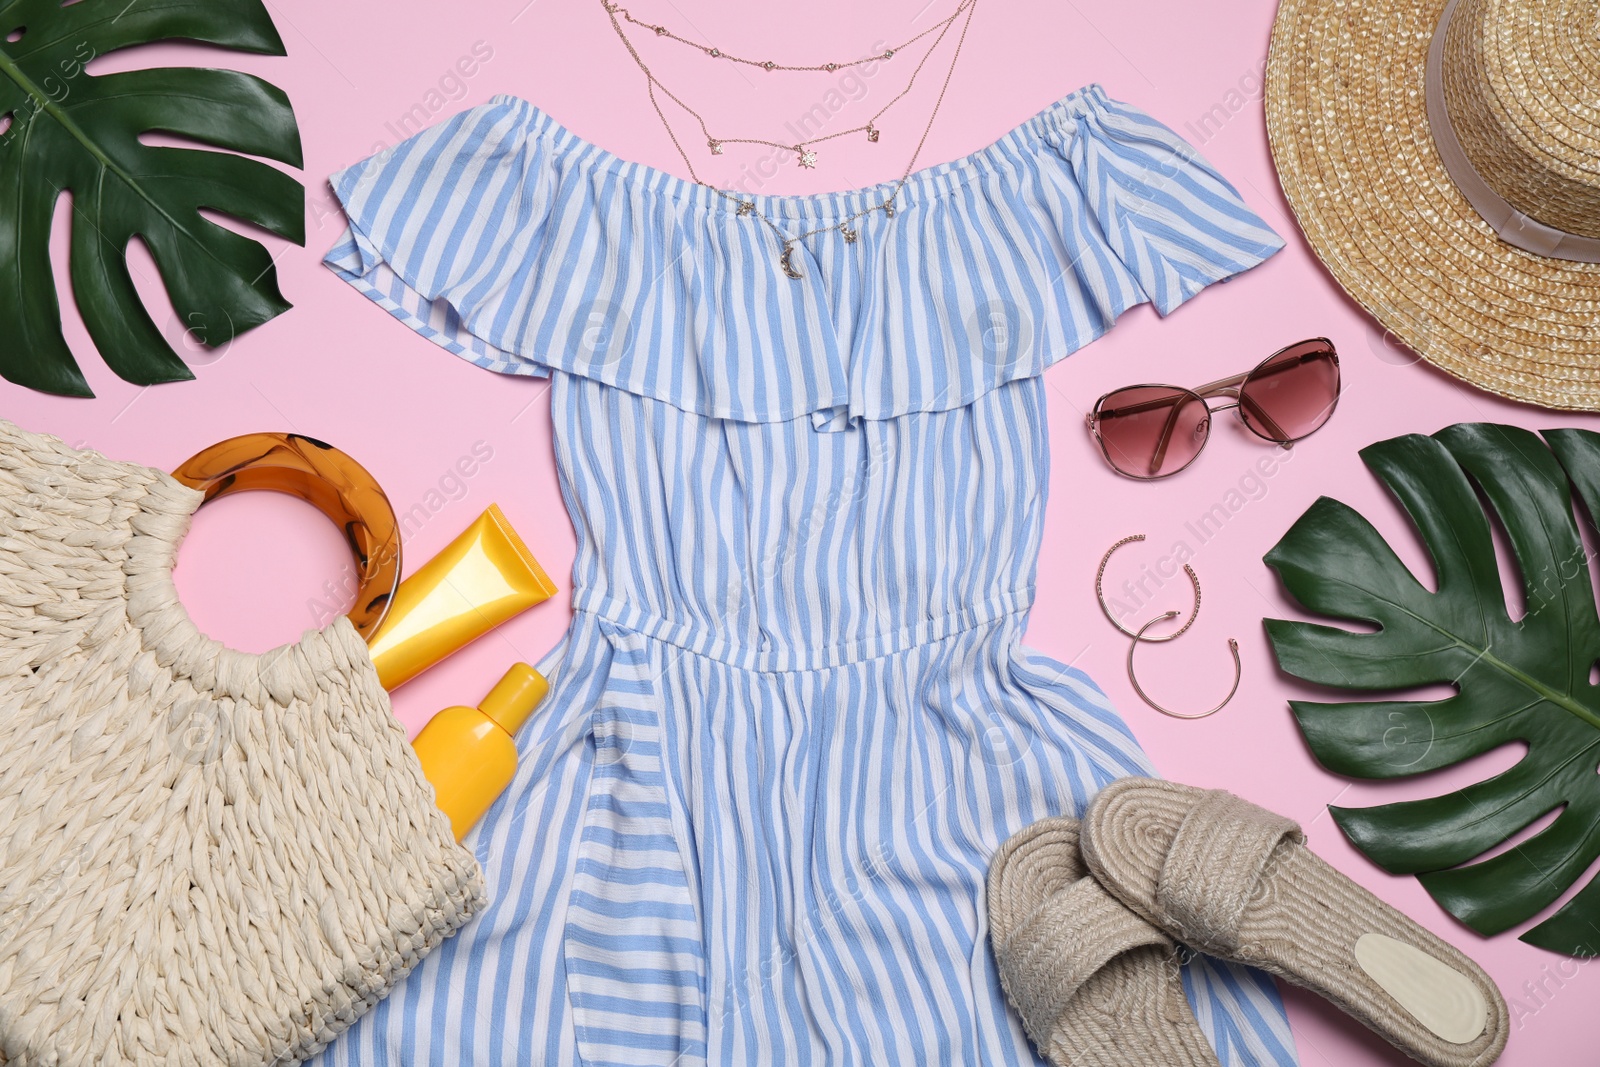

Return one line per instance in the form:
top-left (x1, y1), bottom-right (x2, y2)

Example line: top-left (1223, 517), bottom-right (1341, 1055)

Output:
top-left (9, 0), bottom-right (1599, 1061)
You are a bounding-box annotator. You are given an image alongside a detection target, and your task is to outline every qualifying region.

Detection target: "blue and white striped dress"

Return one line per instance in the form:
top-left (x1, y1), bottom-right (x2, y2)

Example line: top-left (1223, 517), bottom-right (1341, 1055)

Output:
top-left (320, 84), bottom-right (1297, 1066)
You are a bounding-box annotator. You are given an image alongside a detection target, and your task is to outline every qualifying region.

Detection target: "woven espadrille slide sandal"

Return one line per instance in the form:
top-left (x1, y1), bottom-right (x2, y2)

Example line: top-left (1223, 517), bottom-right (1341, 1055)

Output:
top-left (988, 816), bottom-right (1222, 1067)
top-left (1080, 778), bottom-right (1509, 1067)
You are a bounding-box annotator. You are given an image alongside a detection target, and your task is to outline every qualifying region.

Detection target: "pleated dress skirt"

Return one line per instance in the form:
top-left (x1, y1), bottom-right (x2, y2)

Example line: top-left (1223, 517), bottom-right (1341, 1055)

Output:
top-left (317, 85), bottom-right (1301, 1066)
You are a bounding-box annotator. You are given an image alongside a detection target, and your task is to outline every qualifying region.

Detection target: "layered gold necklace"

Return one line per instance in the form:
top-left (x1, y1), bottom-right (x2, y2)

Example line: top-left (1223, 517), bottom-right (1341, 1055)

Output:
top-left (600, 0), bottom-right (979, 277)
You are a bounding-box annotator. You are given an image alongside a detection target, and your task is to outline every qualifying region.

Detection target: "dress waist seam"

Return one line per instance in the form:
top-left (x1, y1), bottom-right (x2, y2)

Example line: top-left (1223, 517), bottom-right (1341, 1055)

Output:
top-left (571, 586), bottom-right (1036, 673)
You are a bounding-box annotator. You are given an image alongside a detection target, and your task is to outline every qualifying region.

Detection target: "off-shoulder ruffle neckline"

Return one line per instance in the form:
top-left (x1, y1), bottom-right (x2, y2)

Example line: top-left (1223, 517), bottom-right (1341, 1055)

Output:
top-left (326, 86), bottom-right (1283, 429)
top-left (482, 85), bottom-right (1113, 221)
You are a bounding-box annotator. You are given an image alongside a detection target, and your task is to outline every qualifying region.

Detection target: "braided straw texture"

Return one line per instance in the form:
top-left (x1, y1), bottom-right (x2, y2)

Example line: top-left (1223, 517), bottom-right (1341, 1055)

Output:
top-left (0, 420), bottom-right (485, 1067)
top-left (987, 816), bottom-right (1221, 1067)
top-left (1082, 778), bottom-right (1509, 1067)
top-left (1267, 0), bottom-right (1600, 411)
top-left (1443, 0), bottom-right (1600, 240)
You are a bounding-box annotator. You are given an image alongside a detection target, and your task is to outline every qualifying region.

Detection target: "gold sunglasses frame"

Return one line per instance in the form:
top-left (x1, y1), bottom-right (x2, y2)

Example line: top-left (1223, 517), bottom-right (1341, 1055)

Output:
top-left (1085, 338), bottom-right (1341, 480)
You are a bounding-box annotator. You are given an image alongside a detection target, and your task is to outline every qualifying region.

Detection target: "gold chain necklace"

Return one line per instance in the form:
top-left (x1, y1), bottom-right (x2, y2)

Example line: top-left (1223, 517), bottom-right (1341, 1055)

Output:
top-left (608, 2), bottom-right (968, 74)
top-left (602, 0), bottom-right (972, 168)
top-left (602, 0), bottom-right (979, 278)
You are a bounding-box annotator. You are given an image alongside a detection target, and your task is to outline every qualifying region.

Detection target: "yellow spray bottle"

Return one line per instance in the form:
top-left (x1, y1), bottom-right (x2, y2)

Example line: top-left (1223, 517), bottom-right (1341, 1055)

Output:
top-left (412, 663), bottom-right (548, 841)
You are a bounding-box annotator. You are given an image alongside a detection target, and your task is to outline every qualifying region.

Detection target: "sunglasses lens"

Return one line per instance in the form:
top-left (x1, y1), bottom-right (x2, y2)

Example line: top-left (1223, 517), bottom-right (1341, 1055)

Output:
top-left (1093, 386), bottom-right (1211, 478)
top-left (1238, 340), bottom-right (1340, 443)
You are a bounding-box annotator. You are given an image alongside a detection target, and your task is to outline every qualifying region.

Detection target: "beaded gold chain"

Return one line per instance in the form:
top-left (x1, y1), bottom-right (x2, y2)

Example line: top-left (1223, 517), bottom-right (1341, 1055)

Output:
top-left (600, 0), bottom-right (979, 276)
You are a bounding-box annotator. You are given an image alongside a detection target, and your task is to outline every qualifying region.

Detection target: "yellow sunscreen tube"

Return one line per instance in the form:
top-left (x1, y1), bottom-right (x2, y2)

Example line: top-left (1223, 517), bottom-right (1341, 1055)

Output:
top-left (368, 504), bottom-right (558, 690)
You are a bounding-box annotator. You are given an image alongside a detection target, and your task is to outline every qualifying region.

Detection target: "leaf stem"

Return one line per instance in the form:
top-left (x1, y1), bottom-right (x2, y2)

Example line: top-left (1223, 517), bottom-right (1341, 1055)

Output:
top-left (0, 47), bottom-right (221, 271)
top-left (1319, 570), bottom-right (1600, 732)
top-left (0, 47), bottom-right (127, 183)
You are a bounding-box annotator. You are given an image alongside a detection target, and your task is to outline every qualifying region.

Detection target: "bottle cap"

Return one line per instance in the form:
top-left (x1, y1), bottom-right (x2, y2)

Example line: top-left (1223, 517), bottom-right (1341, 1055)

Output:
top-left (479, 663), bottom-right (549, 735)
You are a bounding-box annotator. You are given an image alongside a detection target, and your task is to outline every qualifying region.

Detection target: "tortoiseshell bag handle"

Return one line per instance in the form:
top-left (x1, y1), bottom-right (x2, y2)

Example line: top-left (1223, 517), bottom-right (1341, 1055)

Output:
top-left (171, 433), bottom-right (401, 639)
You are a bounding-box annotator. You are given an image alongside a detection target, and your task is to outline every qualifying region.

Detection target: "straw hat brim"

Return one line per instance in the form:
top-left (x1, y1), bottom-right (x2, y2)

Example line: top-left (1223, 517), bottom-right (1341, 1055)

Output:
top-left (1267, 0), bottom-right (1600, 412)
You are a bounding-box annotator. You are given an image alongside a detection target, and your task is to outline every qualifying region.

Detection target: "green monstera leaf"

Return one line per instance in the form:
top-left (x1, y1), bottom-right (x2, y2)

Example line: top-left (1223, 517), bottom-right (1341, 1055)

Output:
top-left (1265, 423), bottom-right (1600, 957)
top-left (0, 0), bottom-right (304, 396)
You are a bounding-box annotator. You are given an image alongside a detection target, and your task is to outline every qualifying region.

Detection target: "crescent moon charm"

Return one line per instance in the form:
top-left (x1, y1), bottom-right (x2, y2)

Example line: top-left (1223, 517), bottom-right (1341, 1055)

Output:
top-left (779, 242), bottom-right (804, 280)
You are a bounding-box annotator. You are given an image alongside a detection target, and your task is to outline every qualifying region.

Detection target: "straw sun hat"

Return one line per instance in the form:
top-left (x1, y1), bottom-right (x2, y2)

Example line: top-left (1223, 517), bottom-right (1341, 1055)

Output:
top-left (1267, 0), bottom-right (1600, 410)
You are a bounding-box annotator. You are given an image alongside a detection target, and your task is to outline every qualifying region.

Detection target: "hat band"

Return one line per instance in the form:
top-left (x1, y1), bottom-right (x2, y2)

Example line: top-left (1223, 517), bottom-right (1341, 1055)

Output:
top-left (1426, 0), bottom-right (1600, 264)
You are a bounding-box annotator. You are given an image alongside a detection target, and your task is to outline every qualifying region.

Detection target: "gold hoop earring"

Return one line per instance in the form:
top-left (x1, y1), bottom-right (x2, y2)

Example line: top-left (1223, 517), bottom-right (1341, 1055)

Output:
top-left (1095, 534), bottom-right (1199, 643)
top-left (1127, 613), bottom-right (1241, 720)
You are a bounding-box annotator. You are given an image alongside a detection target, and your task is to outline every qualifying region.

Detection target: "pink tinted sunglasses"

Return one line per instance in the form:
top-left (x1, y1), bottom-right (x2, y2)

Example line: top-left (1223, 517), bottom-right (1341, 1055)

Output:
top-left (1085, 338), bottom-right (1341, 479)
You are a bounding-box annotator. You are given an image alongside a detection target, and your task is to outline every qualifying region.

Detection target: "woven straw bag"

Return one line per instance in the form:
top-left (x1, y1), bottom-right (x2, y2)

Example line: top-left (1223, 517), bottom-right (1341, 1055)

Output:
top-left (0, 420), bottom-right (485, 1067)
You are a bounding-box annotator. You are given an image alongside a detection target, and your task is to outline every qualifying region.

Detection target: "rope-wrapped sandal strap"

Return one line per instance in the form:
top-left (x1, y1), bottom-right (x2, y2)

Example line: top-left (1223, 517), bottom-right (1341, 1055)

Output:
top-left (1000, 876), bottom-right (1173, 1048)
top-left (1155, 790), bottom-right (1302, 955)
